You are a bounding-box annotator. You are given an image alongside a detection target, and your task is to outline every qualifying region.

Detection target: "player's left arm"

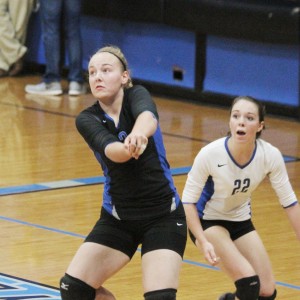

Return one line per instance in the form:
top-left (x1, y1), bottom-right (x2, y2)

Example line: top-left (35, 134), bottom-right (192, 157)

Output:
top-left (124, 111), bottom-right (158, 159)
top-left (285, 202), bottom-right (300, 241)
top-left (266, 145), bottom-right (300, 240)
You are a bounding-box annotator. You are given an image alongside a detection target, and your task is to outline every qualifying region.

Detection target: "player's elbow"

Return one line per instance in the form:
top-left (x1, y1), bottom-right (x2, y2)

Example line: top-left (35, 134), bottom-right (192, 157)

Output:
top-left (105, 142), bottom-right (131, 163)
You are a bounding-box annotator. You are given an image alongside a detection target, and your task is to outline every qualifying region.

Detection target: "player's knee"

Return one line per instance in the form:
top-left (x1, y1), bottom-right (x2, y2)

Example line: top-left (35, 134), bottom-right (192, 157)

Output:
top-left (235, 275), bottom-right (260, 300)
top-left (60, 273), bottom-right (95, 300)
top-left (258, 289), bottom-right (277, 300)
top-left (144, 288), bottom-right (177, 300)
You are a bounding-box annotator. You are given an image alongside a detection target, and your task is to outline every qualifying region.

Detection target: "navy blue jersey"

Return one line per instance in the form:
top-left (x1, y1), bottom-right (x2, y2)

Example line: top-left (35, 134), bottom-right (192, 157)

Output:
top-left (76, 85), bottom-right (181, 220)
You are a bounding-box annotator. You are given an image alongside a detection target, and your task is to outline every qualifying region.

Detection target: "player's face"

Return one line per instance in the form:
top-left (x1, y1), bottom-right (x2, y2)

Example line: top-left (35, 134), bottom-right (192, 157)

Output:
top-left (88, 52), bottom-right (129, 102)
top-left (229, 99), bottom-right (264, 143)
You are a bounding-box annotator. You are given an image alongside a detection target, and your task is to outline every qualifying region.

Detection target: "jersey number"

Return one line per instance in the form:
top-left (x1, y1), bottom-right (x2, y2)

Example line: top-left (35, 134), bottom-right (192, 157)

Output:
top-left (232, 178), bottom-right (250, 195)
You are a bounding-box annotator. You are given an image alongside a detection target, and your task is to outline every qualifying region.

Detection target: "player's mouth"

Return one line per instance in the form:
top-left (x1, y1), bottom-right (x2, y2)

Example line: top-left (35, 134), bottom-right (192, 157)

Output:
top-left (95, 84), bottom-right (104, 90)
top-left (236, 130), bottom-right (246, 136)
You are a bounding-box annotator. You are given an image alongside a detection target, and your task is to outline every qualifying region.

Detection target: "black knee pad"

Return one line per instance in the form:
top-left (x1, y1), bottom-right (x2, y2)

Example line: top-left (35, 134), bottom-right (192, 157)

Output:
top-left (258, 289), bottom-right (277, 300)
top-left (235, 275), bottom-right (260, 300)
top-left (60, 273), bottom-right (95, 300)
top-left (218, 293), bottom-right (235, 300)
top-left (144, 288), bottom-right (177, 300)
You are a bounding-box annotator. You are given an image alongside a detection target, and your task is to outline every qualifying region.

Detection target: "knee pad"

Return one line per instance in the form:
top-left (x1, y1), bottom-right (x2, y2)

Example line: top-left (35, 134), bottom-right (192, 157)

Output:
top-left (144, 288), bottom-right (177, 300)
top-left (235, 275), bottom-right (260, 300)
top-left (60, 273), bottom-right (95, 300)
top-left (218, 293), bottom-right (235, 300)
top-left (258, 289), bottom-right (277, 300)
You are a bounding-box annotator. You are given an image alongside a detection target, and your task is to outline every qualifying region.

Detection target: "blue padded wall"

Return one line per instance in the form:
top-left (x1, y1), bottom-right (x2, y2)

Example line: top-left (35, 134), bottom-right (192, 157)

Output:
top-left (25, 11), bottom-right (299, 111)
top-left (204, 36), bottom-right (300, 106)
top-left (80, 16), bottom-right (196, 89)
top-left (26, 13), bottom-right (196, 89)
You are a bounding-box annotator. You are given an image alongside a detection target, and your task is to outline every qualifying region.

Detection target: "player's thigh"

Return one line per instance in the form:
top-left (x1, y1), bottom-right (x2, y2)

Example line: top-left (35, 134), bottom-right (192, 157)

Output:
top-left (66, 242), bottom-right (130, 288)
top-left (205, 226), bottom-right (256, 280)
top-left (142, 249), bottom-right (182, 293)
top-left (234, 231), bottom-right (276, 294)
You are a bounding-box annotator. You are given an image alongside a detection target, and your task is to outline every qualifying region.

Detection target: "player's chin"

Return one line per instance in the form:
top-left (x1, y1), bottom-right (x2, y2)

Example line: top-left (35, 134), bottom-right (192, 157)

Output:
top-left (92, 89), bottom-right (107, 98)
top-left (235, 134), bottom-right (248, 142)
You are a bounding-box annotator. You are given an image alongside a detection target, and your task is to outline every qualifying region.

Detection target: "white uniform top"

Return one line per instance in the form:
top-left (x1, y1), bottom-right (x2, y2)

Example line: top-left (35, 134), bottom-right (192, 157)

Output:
top-left (182, 137), bottom-right (298, 221)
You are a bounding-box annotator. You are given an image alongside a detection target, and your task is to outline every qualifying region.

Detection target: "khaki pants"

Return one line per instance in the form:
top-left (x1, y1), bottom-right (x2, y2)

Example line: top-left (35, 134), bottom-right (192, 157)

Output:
top-left (0, 0), bottom-right (35, 71)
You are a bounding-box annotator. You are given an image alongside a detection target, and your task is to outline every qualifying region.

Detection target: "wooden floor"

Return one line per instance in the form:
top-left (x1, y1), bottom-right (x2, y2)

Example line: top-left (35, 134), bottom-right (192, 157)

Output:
top-left (1, 75), bottom-right (300, 299)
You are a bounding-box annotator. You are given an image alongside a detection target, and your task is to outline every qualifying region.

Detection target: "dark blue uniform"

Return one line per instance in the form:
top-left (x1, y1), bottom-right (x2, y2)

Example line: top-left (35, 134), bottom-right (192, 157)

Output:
top-left (76, 85), bottom-right (186, 258)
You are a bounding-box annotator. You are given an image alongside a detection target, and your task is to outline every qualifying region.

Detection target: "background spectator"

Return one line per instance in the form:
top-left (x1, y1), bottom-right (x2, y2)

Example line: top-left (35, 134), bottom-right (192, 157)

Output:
top-left (0, 0), bottom-right (36, 77)
top-left (25, 0), bottom-right (86, 96)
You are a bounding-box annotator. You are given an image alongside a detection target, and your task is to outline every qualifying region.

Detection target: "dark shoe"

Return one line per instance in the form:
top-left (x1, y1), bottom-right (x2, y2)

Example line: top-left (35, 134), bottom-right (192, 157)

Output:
top-left (0, 69), bottom-right (8, 77)
top-left (219, 293), bottom-right (236, 300)
top-left (9, 57), bottom-right (24, 76)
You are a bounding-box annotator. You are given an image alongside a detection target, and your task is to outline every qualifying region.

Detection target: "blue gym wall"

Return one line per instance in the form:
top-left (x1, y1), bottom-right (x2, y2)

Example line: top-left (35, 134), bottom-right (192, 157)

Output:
top-left (25, 11), bottom-right (300, 112)
top-left (204, 36), bottom-right (299, 107)
top-left (80, 16), bottom-right (196, 89)
top-left (25, 13), bottom-right (196, 89)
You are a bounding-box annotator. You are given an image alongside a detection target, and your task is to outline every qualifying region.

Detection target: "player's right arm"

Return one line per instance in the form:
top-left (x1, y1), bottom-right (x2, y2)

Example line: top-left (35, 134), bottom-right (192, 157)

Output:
top-left (285, 203), bottom-right (300, 241)
top-left (182, 150), bottom-right (219, 265)
top-left (76, 110), bottom-right (131, 163)
top-left (183, 203), bottom-right (219, 265)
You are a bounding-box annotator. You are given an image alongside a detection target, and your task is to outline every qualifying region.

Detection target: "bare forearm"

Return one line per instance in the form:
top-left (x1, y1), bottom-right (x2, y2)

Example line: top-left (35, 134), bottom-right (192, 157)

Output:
top-left (131, 111), bottom-right (157, 137)
top-left (285, 203), bottom-right (300, 241)
top-left (183, 203), bottom-right (209, 245)
top-left (105, 141), bottom-right (131, 163)
top-left (104, 112), bottom-right (158, 163)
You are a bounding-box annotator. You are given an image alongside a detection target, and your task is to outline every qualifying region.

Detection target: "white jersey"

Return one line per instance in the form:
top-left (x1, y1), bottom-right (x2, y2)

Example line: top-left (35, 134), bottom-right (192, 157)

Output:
top-left (182, 137), bottom-right (298, 221)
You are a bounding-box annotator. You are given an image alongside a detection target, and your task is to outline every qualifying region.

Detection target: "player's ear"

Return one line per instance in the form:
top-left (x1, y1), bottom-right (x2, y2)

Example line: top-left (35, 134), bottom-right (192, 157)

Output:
top-left (121, 70), bottom-right (129, 85)
top-left (257, 121), bottom-right (265, 133)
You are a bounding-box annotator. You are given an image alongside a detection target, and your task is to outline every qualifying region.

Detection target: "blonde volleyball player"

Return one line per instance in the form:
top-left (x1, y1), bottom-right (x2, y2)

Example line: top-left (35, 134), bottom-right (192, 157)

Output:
top-left (182, 96), bottom-right (300, 300)
top-left (59, 45), bottom-right (187, 300)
